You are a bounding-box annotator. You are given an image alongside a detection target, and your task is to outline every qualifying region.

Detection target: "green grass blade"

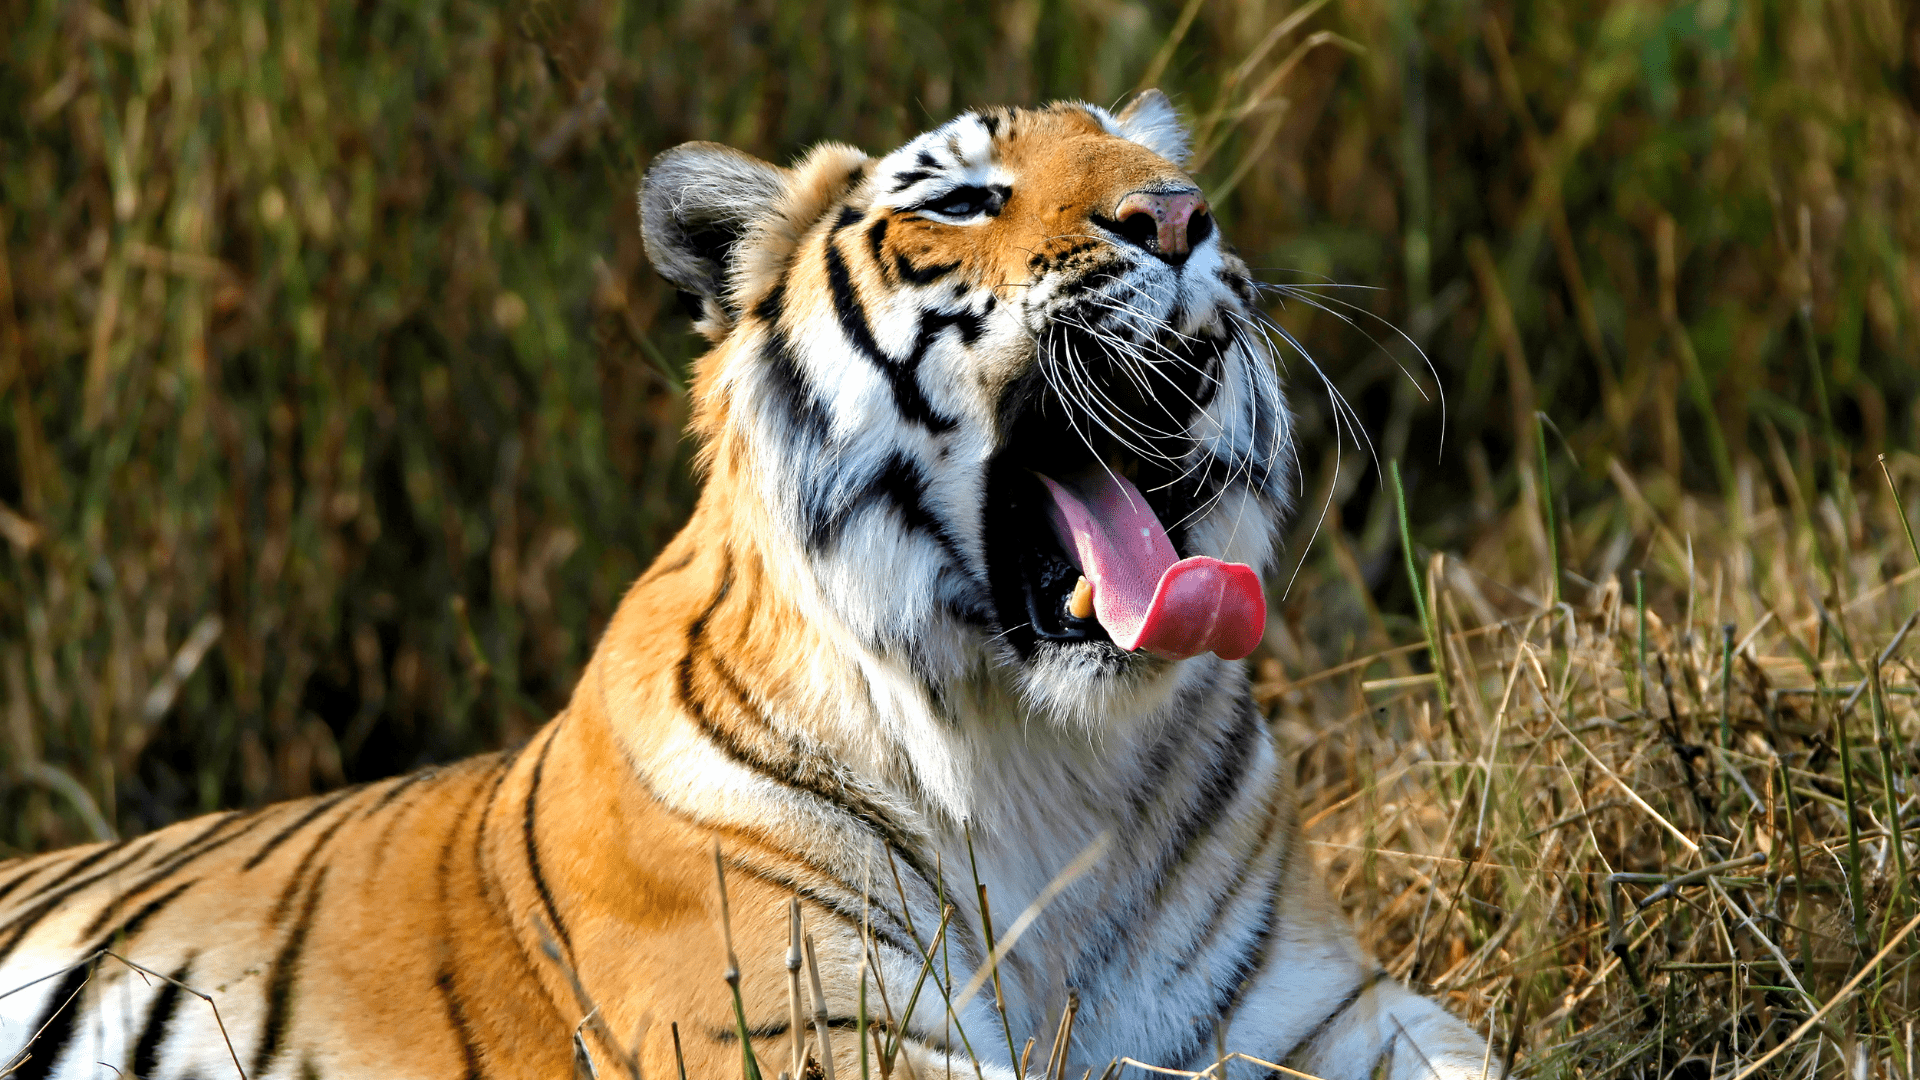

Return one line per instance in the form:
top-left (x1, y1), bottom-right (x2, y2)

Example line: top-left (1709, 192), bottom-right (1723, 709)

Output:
top-left (1390, 460), bottom-right (1451, 726)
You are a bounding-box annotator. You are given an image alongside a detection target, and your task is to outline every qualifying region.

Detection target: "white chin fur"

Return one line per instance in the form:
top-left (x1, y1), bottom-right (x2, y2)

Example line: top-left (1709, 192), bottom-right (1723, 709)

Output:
top-left (1003, 639), bottom-right (1209, 735)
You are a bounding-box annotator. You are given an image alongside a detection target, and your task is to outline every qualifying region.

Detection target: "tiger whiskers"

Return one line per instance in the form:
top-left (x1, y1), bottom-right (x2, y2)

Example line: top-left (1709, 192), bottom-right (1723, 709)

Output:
top-left (1046, 319), bottom-right (1239, 528)
top-left (1223, 306), bottom-right (1359, 598)
top-left (1059, 319), bottom-right (1236, 526)
top-left (1044, 304), bottom-right (1283, 538)
top-left (1246, 276), bottom-right (1447, 451)
top-left (1085, 280), bottom-right (1273, 509)
top-left (1064, 290), bottom-right (1283, 535)
top-left (1035, 323), bottom-right (1179, 481)
top-left (1228, 307), bottom-right (1374, 469)
top-left (1046, 302), bottom-right (1214, 450)
top-left (1050, 318), bottom-right (1201, 451)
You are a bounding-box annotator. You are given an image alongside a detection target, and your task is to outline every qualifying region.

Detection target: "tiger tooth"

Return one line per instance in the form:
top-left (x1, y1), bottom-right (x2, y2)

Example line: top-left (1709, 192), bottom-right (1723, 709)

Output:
top-left (1068, 576), bottom-right (1094, 619)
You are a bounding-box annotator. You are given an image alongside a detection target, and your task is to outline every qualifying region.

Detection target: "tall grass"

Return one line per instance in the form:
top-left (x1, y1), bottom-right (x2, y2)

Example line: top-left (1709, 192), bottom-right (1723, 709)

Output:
top-left (1, 0), bottom-right (1917, 1072)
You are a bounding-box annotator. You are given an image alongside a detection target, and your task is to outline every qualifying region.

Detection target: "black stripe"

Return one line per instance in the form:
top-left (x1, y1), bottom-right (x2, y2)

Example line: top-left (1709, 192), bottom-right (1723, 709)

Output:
top-left (470, 741), bottom-right (558, 995)
top-left (702, 642), bottom-right (950, 919)
top-left (668, 566), bottom-right (932, 952)
top-left (368, 771), bottom-right (440, 869)
top-left (641, 547), bottom-right (698, 584)
top-left (1106, 688), bottom-right (1260, 946)
top-left (673, 561), bottom-right (809, 775)
top-left (10, 961), bottom-right (92, 1080)
top-left (671, 563), bottom-right (939, 951)
top-left (246, 785), bottom-right (366, 871)
top-left (78, 811), bottom-right (277, 941)
top-left (254, 867), bottom-right (329, 1077)
top-left (831, 206), bottom-right (864, 233)
top-left (1076, 688), bottom-right (1252, 976)
top-left (722, 856), bottom-right (917, 958)
top-left (113, 878), bottom-right (198, 941)
top-left (713, 1014), bottom-right (889, 1042)
top-left (1194, 335), bottom-right (1229, 414)
top-left (471, 747), bottom-right (520, 856)
top-left (1220, 268), bottom-right (1256, 305)
top-left (456, 748), bottom-right (554, 1058)
top-left (893, 254), bottom-right (961, 286)
top-left (822, 240), bottom-right (962, 435)
top-left (434, 769), bottom-right (495, 1080)
top-left (0, 856), bottom-right (63, 907)
top-left (1275, 969), bottom-right (1391, 1067)
top-left (1162, 877), bottom-right (1281, 1071)
top-left (888, 170), bottom-right (932, 193)
top-left (753, 280), bottom-right (786, 324)
top-left (761, 326), bottom-right (831, 448)
top-left (271, 789), bottom-right (370, 924)
top-left (12, 879), bottom-right (197, 1080)
top-left (1123, 684), bottom-right (1213, 822)
top-left (131, 959), bottom-right (193, 1078)
top-left (823, 242), bottom-right (890, 366)
top-left (865, 218), bottom-right (890, 273)
top-left (15, 839), bottom-right (132, 905)
top-left (0, 835), bottom-right (165, 967)
top-left (1119, 838), bottom-right (1287, 1070)
top-left (362, 767), bottom-right (438, 819)
top-left (523, 726), bottom-right (575, 962)
top-left (437, 967), bottom-right (486, 1080)
top-left (895, 309), bottom-right (979, 431)
top-left (1152, 700), bottom-right (1264, 899)
top-left (1169, 791), bottom-right (1292, 981)
top-left (918, 308), bottom-right (983, 348)
top-left (800, 452), bottom-right (966, 567)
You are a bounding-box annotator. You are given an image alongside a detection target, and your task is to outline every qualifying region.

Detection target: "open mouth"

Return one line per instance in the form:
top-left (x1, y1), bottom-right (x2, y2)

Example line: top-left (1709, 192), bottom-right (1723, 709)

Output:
top-left (981, 324), bottom-right (1266, 664)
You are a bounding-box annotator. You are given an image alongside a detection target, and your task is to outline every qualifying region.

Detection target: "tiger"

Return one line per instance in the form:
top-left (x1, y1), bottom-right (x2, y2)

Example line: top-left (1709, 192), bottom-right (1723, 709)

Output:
top-left (0, 92), bottom-right (1489, 1080)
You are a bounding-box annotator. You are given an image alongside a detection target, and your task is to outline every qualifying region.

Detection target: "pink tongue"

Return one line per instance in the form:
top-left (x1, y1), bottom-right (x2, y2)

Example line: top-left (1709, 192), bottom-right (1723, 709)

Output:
top-left (1038, 473), bottom-right (1266, 661)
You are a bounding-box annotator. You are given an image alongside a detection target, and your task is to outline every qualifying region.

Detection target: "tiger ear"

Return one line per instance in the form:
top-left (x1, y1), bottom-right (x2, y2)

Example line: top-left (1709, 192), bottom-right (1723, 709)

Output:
top-left (639, 142), bottom-right (788, 317)
top-left (1114, 89), bottom-right (1190, 166)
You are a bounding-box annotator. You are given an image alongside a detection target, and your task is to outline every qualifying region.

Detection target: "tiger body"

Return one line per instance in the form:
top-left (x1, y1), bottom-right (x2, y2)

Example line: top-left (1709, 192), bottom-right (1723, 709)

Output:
top-left (0, 95), bottom-right (1488, 1080)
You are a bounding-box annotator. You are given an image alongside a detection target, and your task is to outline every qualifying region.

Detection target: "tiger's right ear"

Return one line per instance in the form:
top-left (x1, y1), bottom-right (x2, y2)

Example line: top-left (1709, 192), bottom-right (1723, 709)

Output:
top-left (1114, 89), bottom-right (1190, 166)
top-left (639, 143), bottom-right (788, 327)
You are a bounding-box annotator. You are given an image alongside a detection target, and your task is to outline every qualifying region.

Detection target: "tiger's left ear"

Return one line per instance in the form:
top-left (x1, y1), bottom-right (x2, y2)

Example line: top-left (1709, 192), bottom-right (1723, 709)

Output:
top-left (640, 142), bottom-right (788, 333)
top-left (1114, 89), bottom-right (1191, 166)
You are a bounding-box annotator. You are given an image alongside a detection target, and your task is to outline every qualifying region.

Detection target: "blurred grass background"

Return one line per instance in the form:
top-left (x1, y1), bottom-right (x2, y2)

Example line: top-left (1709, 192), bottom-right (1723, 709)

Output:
top-left (2, 0), bottom-right (1919, 1072)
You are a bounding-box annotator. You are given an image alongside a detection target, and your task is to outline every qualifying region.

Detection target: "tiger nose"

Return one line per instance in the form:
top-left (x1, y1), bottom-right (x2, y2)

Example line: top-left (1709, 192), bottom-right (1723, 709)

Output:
top-left (1111, 189), bottom-right (1212, 263)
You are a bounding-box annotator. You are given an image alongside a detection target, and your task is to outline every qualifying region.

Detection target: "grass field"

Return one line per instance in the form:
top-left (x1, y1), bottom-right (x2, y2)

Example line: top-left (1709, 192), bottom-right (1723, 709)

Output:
top-left (2, 0), bottom-right (1918, 1074)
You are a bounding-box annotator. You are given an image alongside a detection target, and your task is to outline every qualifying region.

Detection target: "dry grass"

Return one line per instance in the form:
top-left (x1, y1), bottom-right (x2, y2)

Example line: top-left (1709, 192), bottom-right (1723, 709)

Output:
top-left (1260, 453), bottom-right (1920, 1077)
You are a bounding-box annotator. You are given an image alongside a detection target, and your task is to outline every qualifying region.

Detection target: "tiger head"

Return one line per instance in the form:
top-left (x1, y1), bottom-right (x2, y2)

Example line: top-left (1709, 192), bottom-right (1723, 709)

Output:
top-left (640, 92), bottom-right (1292, 730)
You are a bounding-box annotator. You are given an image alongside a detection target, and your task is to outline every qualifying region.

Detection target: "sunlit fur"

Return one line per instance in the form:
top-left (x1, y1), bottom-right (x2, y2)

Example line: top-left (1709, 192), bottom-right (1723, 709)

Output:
top-left (0, 95), bottom-right (1487, 1080)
